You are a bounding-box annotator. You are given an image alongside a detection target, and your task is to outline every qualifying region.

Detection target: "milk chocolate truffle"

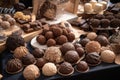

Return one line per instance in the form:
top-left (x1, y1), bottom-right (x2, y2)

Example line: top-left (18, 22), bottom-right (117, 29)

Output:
top-left (60, 42), bottom-right (75, 55)
top-left (7, 18), bottom-right (16, 25)
top-left (52, 27), bottom-right (63, 37)
top-left (21, 53), bottom-right (36, 66)
top-left (110, 19), bottom-right (120, 28)
top-left (76, 61), bottom-right (89, 72)
top-left (101, 19), bottom-right (110, 28)
top-left (76, 47), bottom-right (85, 57)
top-left (74, 43), bottom-right (82, 49)
top-left (45, 31), bottom-right (54, 39)
top-left (85, 41), bottom-right (101, 53)
top-left (58, 62), bottom-right (74, 76)
top-left (67, 33), bottom-right (75, 42)
top-left (56, 35), bottom-right (68, 45)
top-left (101, 50), bottom-right (116, 63)
top-left (13, 46), bottom-right (29, 59)
top-left (86, 52), bottom-right (101, 66)
top-left (47, 39), bottom-right (56, 47)
top-left (6, 34), bottom-right (25, 51)
top-left (1, 21), bottom-right (10, 29)
top-left (90, 19), bottom-right (100, 28)
top-left (44, 47), bottom-right (62, 63)
top-left (42, 62), bottom-right (57, 76)
top-left (64, 50), bottom-right (80, 64)
top-left (32, 48), bottom-right (44, 58)
top-left (94, 14), bottom-right (105, 20)
top-left (37, 35), bottom-right (46, 45)
top-left (23, 64), bottom-right (40, 80)
top-left (6, 59), bottom-right (23, 74)
top-left (79, 38), bottom-right (90, 47)
top-left (87, 32), bottom-right (97, 40)
top-left (36, 58), bottom-right (47, 69)
top-left (95, 35), bottom-right (109, 46)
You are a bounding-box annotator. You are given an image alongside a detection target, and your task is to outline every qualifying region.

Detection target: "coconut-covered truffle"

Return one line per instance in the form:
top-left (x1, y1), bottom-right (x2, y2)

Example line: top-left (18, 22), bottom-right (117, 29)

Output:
top-left (7, 18), bottom-right (16, 25)
top-left (101, 50), bottom-right (116, 63)
top-left (32, 48), bottom-right (44, 58)
top-left (67, 33), bottom-right (75, 42)
top-left (13, 46), bottom-right (29, 59)
top-left (44, 47), bottom-right (62, 63)
top-left (42, 62), bottom-right (57, 76)
top-left (36, 58), bottom-right (47, 69)
top-left (47, 39), bottom-right (56, 47)
top-left (23, 64), bottom-right (40, 80)
top-left (79, 38), bottom-right (90, 47)
top-left (56, 35), bottom-right (68, 45)
top-left (90, 19), bottom-right (100, 28)
top-left (52, 27), bottom-right (63, 37)
top-left (1, 21), bottom-right (10, 29)
top-left (100, 19), bottom-right (110, 28)
top-left (110, 19), bottom-right (120, 28)
top-left (6, 59), bottom-right (23, 74)
top-left (87, 32), bottom-right (97, 40)
top-left (6, 34), bottom-right (25, 51)
top-left (85, 41), bottom-right (101, 53)
top-left (37, 35), bottom-right (46, 45)
top-left (45, 31), bottom-right (54, 39)
top-left (64, 50), bottom-right (80, 64)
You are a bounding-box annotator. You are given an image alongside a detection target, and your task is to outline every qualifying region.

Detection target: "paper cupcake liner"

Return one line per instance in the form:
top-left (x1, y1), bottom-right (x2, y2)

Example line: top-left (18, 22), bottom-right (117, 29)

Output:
top-left (75, 66), bottom-right (89, 73)
top-left (6, 67), bottom-right (23, 74)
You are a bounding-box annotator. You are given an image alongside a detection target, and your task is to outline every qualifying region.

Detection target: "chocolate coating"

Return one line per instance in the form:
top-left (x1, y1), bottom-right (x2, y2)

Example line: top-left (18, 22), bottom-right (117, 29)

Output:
top-left (36, 58), bottom-right (47, 69)
top-left (74, 43), bottom-right (82, 49)
top-left (47, 39), bottom-right (56, 47)
top-left (90, 19), bottom-right (100, 28)
top-left (56, 35), bottom-right (68, 45)
top-left (94, 14), bottom-right (105, 20)
top-left (100, 19), bottom-right (110, 28)
top-left (67, 33), bottom-right (75, 42)
top-left (45, 31), bottom-right (54, 39)
top-left (37, 35), bottom-right (46, 45)
top-left (110, 19), bottom-right (120, 28)
top-left (105, 15), bottom-right (115, 21)
top-left (79, 38), bottom-right (90, 47)
top-left (32, 48), bottom-right (44, 58)
top-left (63, 29), bottom-right (68, 36)
top-left (1, 21), bottom-right (10, 29)
top-left (52, 27), bottom-right (63, 37)
top-left (76, 47), bottom-right (85, 57)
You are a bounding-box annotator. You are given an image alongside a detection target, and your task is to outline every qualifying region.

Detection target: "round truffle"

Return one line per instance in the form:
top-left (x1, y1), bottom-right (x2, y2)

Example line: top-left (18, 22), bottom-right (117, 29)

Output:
top-left (13, 46), bottom-right (29, 59)
top-left (36, 58), bottom-right (47, 69)
top-left (60, 42), bottom-right (75, 55)
top-left (37, 35), bottom-right (46, 45)
top-left (85, 41), bottom-right (101, 53)
top-left (52, 27), bottom-right (63, 37)
top-left (1, 21), bottom-right (10, 29)
top-left (23, 64), bottom-right (40, 80)
top-left (100, 19), bottom-right (110, 28)
top-left (95, 35), bottom-right (109, 46)
top-left (6, 59), bottom-right (23, 74)
top-left (45, 31), bottom-right (54, 39)
top-left (79, 38), bottom-right (90, 47)
top-left (63, 29), bottom-right (68, 36)
top-left (76, 61), bottom-right (89, 72)
top-left (32, 48), bottom-right (44, 58)
top-left (7, 18), bottom-right (16, 25)
top-left (47, 39), bottom-right (56, 47)
top-left (67, 33), bottom-right (75, 42)
top-left (90, 19), bottom-right (100, 28)
top-left (56, 35), bottom-right (68, 45)
top-left (3, 14), bottom-right (11, 20)
top-left (58, 62), bottom-right (74, 76)
top-left (42, 62), bottom-right (57, 76)
top-left (115, 13), bottom-right (120, 19)
top-left (110, 19), bottom-right (120, 28)
top-left (44, 47), bottom-right (62, 63)
top-left (74, 43), bottom-right (82, 49)
top-left (85, 52), bottom-right (101, 66)
top-left (105, 15), bottom-right (115, 20)
top-left (21, 53), bottom-right (36, 66)
top-left (76, 47), bottom-right (85, 57)
top-left (64, 50), bottom-right (80, 64)
top-left (87, 32), bottom-right (97, 40)
top-left (101, 50), bottom-right (116, 63)
top-left (94, 14), bottom-right (105, 20)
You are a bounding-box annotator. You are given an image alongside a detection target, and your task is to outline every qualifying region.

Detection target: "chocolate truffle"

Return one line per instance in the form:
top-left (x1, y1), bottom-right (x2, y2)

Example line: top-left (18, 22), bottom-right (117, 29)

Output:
top-left (32, 48), bottom-right (44, 58)
top-left (7, 18), bottom-right (16, 25)
top-left (63, 29), bottom-right (68, 36)
top-left (36, 58), bottom-right (47, 69)
top-left (100, 19), bottom-right (110, 28)
top-left (90, 19), bottom-right (100, 28)
top-left (85, 52), bottom-right (101, 66)
top-left (79, 38), bottom-right (90, 47)
top-left (95, 35), bottom-right (109, 46)
top-left (3, 14), bottom-right (11, 21)
top-left (67, 32), bottom-right (75, 42)
top-left (23, 64), bottom-right (40, 80)
top-left (45, 31), bottom-right (54, 39)
top-left (21, 53), bottom-right (36, 66)
top-left (37, 35), bottom-right (46, 45)
top-left (1, 21), bottom-right (10, 29)
top-left (6, 59), bottom-right (23, 74)
top-left (64, 50), bottom-right (80, 64)
top-left (85, 41), bottom-right (101, 53)
top-left (94, 14), bottom-right (105, 20)
top-left (101, 50), bottom-right (116, 63)
top-left (0, 19), bottom-right (3, 24)
top-left (42, 62), bottom-right (57, 76)
top-left (60, 42), bottom-right (75, 55)
top-left (13, 46), bottom-right (29, 59)
top-left (42, 24), bottom-right (50, 35)
top-left (76, 47), bottom-right (85, 57)
top-left (56, 35), bottom-right (68, 45)
top-left (110, 19), bottom-right (120, 28)
top-left (47, 39), bottom-right (56, 47)
top-left (6, 34), bottom-right (25, 51)
top-left (58, 62), bottom-right (74, 76)
top-left (87, 32), bottom-right (97, 40)
top-left (44, 47), bottom-right (62, 63)
top-left (74, 43), bottom-right (82, 49)
top-left (76, 61), bottom-right (89, 72)
top-left (105, 15), bottom-right (115, 21)
top-left (52, 27), bottom-right (63, 37)
top-left (115, 13), bottom-right (120, 19)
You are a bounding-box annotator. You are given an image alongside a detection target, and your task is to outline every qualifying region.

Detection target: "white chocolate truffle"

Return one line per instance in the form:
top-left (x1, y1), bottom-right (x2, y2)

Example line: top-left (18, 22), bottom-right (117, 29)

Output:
top-left (94, 3), bottom-right (103, 13)
top-left (99, 1), bottom-right (107, 10)
top-left (101, 50), bottom-right (116, 63)
top-left (84, 3), bottom-right (93, 14)
top-left (87, 32), bottom-right (97, 40)
top-left (90, 0), bottom-right (97, 9)
top-left (42, 62), bottom-right (57, 76)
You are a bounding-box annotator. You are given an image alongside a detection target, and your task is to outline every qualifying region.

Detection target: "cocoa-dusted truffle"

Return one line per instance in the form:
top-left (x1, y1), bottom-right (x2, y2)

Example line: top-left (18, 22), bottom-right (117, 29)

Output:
top-left (110, 19), bottom-right (120, 28)
top-left (6, 34), bottom-right (25, 51)
top-left (95, 35), bottom-right (109, 46)
top-left (37, 35), bottom-right (46, 45)
top-left (32, 48), bottom-right (44, 58)
top-left (47, 39), bottom-right (56, 47)
top-left (79, 38), bottom-right (90, 47)
top-left (100, 19), bottom-right (110, 28)
top-left (64, 50), bottom-right (80, 64)
top-left (7, 18), bottom-right (16, 25)
top-left (36, 58), bottom-right (47, 69)
top-left (90, 19), bottom-right (100, 28)
top-left (1, 21), bottom-right (10, 29)
top-left (67, 32), bottom-right (75, 42)
top-left (45, 31), bottom-right (54, 39)
top-left (58, 62), bottom-right (74, 76)
top-left (94, 14), bottom-right (105, 20)
top-left (76, 47), bottom-right (85, 57)
top-left (85, 52), bottom-right (101, 66)
top-left (60, 42), bottom-right (75, 55)
top-left (6, 59), bottom-right (23, 74)
top-left (21, 53), bottom-right (36, 66)
top-left (52, 27), bottom-right (63, 37)
top-left (56, 35), bottom-right (68, 45)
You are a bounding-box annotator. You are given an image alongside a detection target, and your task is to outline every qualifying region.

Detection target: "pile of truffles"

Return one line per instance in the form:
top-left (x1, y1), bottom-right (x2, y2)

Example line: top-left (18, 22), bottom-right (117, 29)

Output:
top-left (36, 24), bottom-right (75, 47)
top-left (0, 14), bottom-right (16, 30)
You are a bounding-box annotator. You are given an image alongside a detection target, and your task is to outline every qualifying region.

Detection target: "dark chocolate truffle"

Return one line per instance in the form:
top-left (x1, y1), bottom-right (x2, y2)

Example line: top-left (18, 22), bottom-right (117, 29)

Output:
top-left (47, 39), bottom-right (56, 47)
top-left (21, 53), bottom-right (36, 66)
top-left (85, 52), bottom-right (101, 66)
top-left (67, 33), bottom-right (75, 42)
top-left (94, 14), bottom-right (105, 20)
top-left (7, 18), bottom-right (16, 25)
top-left (60, 42), bottom-right (75, 55)
top-left (110, 19), bottom-right (120, 28)
top-left (36, 58), bottom-right (47, 69)
top-left (76, 47), bottom-right (85, 57)
top-left (90, 19), bottom-right (100, 28)
top-left (52, 27), bottom-right (63, 37)
top-left (56, 35), bottom-right (68, 45)
top-left (32, 48), bottom-right (44, 58)
top-left (62, 29), bottom-right (68, 36)
top-left (79, 38), bottom-right (90, 47)
top-left (37, 35), bottom-right (46, 45)
top-left (42, 24), bottom-right (50, 35)
top-left (100, 19), bottom-right (110, 28)
top-left (74, 43), bottom-right (82, 49)
top-left (6, 59), bottom-right (23, 74)
top-left (45, 31), bottom-right (54, 39)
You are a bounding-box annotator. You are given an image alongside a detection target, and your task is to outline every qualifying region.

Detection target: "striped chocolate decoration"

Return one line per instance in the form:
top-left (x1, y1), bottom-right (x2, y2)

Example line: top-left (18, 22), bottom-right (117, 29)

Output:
top-left (0, 7), bottom-right (15, 14)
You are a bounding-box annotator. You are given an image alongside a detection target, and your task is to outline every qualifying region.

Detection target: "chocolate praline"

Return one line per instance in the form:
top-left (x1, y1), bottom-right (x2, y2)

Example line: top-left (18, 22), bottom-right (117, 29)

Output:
top-left (67, 33), bottom-right (75, 42)
top-left (90, 19), bottom-right (100, 28)
top-left (36, 58), bottom-right (47, 69)
top-left (45, 31), bottom-right (54, 39)
top-left (74, 43), bottom-right (82, 49)
top-left (94, 14), bottom-right (105, 20)
top-left (37, 35), bottom-right (46, 45)
top-left (32, 48), bottom-right (44, 58)
top-left (7, 18), bottom-right (16, 25)
top-left (47, 39), bottom-right (56, 47)
top-left (56, 35), bottom-right (68, 45)
top-left (110, 19), bottom-right (120, 28)
top-left (1, 21), bottom-right (10, 29)
top-left (76, 47), bottom-right (85, 57)
top-left (105, 15), bottom-right (115, 21)
top-left (52, 27), bottom-right (63, 37)
top-left (100, 19), bottom-right (110, 28)
top-left (63, 29), bottom-right (69, 36)
top-left (42, 24), bottom-right (50, 35)
top-left (79, 38), bottom-right (90, 47)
